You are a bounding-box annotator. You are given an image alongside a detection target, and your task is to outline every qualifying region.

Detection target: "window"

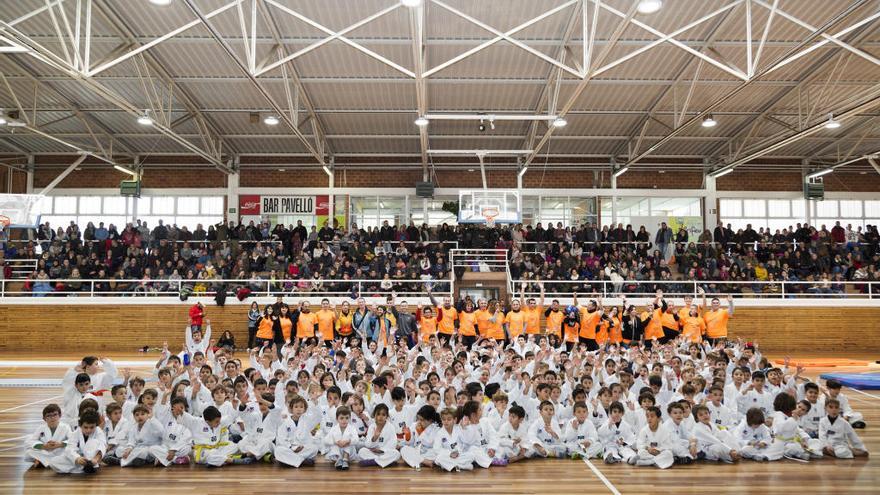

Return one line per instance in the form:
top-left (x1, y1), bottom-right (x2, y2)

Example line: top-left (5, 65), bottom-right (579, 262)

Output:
top-left (865, 201), bottom-right (880, 217)
top-left (177, 197), bottom-right (200, 215)
top-left (54, 196), bottom-right (77, 214)
top-left (814, 200), bottom-right (837, 218)
top-left (201, 197), bottom-right (224, 215)
top-left (719, 199), bottom-right (742, 217)
top-left (79, 197), bottom-right (101, 214)
top-left (37, 196), bottom-right (53, 215)
top-left (103, 196), bottom-right (127, 214)
top-left (792, 199), bottom-right (805, 218)
top-left (839, 200), bottom-right (862, 218)
top-left (152, 196), bottom-right (174, 215)
top-left (767, 200), bottom-right (790, 217)
top-left (743, 199), bottom-right (766, 217)
top-left (137, 197), bottom-right (151, 215)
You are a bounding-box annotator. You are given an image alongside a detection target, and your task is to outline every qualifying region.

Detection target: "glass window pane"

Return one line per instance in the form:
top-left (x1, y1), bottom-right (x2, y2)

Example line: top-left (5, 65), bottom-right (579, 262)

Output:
top-left (791, 199), bottom-right (806, 219)
top-left (839, 200), bottom-right (862, 217)
top-left (815, 200), bottom-right (837, 218)
top-left (177, 197), bottom-right (199, 215)
top-left (152, 196), bottom-right (174, 215)
top-left (103, 196), bottom-right (126, 214)
top-left (42, 215), bottom-right (77, 229)
top-left (54, 196), bottom-right (77, 214)
top-left (137, 197), bottom-right (151, 215)
top-left (767, 200), bottom-right (790, 217)
top-left (743, 199), bottom-right (766, 217)
top-left (78, 196), bottom-right (101, 214)
top-left (865, 201), bottom-right (880, 217)
top-left (719, 199), bottom-right (742, 217)
top-left (93, 216), bottom-right (127, 230)
top-left (201, 196), bottom-right (224, 215)
top-left (37, 195), bottom-right (53, 215)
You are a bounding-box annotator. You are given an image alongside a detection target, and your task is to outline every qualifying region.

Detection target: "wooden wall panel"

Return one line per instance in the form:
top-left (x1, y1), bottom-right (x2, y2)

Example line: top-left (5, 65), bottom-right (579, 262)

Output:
top-left (0, 305), bottom-right (878, 353)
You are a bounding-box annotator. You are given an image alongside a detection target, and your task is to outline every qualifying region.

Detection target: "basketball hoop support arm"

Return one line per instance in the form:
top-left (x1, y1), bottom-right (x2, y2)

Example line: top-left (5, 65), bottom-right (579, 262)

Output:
top-left (477, 152), bottom-right (487, 189)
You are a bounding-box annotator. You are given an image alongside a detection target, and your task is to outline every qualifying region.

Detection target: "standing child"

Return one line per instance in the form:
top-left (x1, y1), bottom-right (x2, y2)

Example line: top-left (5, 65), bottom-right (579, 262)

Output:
top-left (25, 404), bottom-right (71, 469)
top-left (734, 408), bottom-right (776, 461)
top-left (632, 406), bottom-right (674, 469)
top-left (598, 401), bottom-right (637, 464)
top-left (275, 396), bottom-right (319, 468)
top-left (819, 398), bottom-right (869, 459)
top-left (358, 403), bottom-right (401, 468)
top-left (46, 410), bottom-right (106, 474)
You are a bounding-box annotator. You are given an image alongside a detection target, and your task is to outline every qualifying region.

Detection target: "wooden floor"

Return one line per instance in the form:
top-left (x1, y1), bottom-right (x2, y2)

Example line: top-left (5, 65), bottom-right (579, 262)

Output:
top-left (0, 353), bottom-right (878, 495)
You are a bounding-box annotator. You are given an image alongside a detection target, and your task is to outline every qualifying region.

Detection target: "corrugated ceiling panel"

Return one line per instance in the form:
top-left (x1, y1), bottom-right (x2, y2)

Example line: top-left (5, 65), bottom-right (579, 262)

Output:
top-left (428, 82), bottom-right (541, 111)
top-left (304, 81), bottom-right (416, 110)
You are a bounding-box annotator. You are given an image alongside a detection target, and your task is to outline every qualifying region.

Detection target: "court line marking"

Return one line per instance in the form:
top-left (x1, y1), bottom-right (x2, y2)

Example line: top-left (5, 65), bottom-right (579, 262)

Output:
top-left (0, 360), bottom-right (156, 367)
top-left (847, 387), bottom-right (880, 400)
top-left (583, 458), bottom-right (623, 495)
top-left (0, 419), bottom-right (43, 425)
top-left (0, 394), bottom-right (63, 414)
top-left (0, 434), bottom-right (28, 444)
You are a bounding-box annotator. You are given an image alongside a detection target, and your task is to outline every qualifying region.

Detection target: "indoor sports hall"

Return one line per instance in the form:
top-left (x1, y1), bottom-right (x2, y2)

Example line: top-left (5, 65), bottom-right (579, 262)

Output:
top-left (0, 0), bottom-right (879, 493)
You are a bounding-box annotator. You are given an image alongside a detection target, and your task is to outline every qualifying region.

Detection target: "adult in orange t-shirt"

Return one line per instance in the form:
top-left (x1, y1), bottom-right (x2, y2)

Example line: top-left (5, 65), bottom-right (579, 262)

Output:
top-left (278, 305), bottom-right (294, 342)
top-left (317, 299), bottom-right (337, 343)
top-left (417, 306), bottom-right (439, 343)
top-left (575, 293), bottom-right (602, 351)
top-left (607, 309), bottom-right (622, 346)
top-left (429, 291), bottom-right (458, 344)
top-left (544, 300), bottom-right (564, 338)
top-left (458, 301), bottom-right (478, 347)
top-left (295, 302), bottom-right (318, 340)
top-left (504, 299), bottom-right (526, 339)
top-left (703, 293), bottom-right (734, 344)
top-left (520, 282), bottom-right (545, 335)
top-left (642, 298), bottom-right (664, 345)
top-left (681, 307), bottom-right (707, 343)
top-left (562, 308), bottom-right (580, 352)
top-left (475, 300), bottom-right (505, 341)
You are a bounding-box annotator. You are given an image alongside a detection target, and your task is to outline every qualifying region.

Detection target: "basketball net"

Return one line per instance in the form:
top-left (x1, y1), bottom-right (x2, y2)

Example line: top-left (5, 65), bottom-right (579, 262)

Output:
top-left (481, 207), bottom-right (499, 228)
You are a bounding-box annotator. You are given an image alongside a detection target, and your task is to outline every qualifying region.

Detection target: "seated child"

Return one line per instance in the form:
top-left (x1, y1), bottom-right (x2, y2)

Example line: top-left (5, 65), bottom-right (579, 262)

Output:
top-left (275, 395), bottom-right (319, 468)
top-left (598, 401), bottom-right (637, 464)
top-left (819, 398), bottom-right (869, 459)
top-left (692, 404), bottom-right (740, 463)
top-left (632, 406), bottom-right (674, 469)
top-left (46, 410), bottom-right (106, 474)
top-left (433, 407), bottom-right (474, 472)
top-left (324, 406), bottom-right (360, 470)
top-left (733, 408), bottom-right (776, 461)
top-left (357, 403), bottom-right (402, 468)
top-left (400, 405), bottom-right (441, 469)
top-left (25, 404), bottom-right (72, 469)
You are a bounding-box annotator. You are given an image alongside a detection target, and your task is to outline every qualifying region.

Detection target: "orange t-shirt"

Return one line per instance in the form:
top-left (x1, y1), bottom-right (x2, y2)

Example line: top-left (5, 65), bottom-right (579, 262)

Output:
top-left (563, 320), bottom-right (579, 343)
top-left (523, 307), bottom-right (542, 335)
top-left (545, 310), bottom-right (564, 337)
top-left (579, 308), bottom-right (601, 339)
top-left (419, 314), bottom-right (438, 341)
top-left (459, 311), bottom-right (476, 336)
top-left (475, 309), bottom-right (504, 340)
top-left (317, 309), bottom-right (336, 341)
top-left (704, 309), bottom-right (731, 338)
top-left (661, 311), bottom-right (678, 332)
top-left (256, 317), bottom-right (274, 340)
top-left (296, 311), bottom-right (318, 338)
top-left (504, 310), bottom-right (526, 339)
top-left (681, 315), bottom-right (706, 343)
top-left (596, 320), bottom-right (609, 345)
top-left (279, 316), bottom-right (293, 341)
top-left (437, 306), bottom-right (457, 335)
top-left (608, 317), bottom-right (622, 344)
top-left (643, 308), bottom-right (664, 341)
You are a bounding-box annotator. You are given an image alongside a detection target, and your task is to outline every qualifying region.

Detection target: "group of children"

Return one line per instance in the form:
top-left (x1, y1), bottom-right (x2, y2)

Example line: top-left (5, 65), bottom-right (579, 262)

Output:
top-left (24, 298), bottom-right (869, 475)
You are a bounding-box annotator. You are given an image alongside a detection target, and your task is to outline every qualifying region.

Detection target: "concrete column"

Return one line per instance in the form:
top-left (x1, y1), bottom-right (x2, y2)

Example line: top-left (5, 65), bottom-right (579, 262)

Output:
top-left (227, 156), bottom-right (240, 223)
top-left (704, 174), bottom-right (717, 232)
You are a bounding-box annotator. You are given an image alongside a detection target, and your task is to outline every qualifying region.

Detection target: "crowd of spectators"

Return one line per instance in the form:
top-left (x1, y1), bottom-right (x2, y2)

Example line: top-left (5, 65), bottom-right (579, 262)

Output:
top-left (0, 217), bottom-right (877, 297)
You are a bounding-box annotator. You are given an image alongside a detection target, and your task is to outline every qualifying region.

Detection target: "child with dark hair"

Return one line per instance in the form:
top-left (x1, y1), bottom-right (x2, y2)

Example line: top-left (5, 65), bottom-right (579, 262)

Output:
top-left (598, 401), bottom-right (636, 464)
top-left (769, 392), bottom-right (821, 461)
top-left (734, 408), bottom-right (775, 461)
top-left (357, 403), bottom-right (401, 468)
top-left (46, 410), bottom-right (105, 474)
top-left (400, 405), bottom-right (442, 469)
top-left (820, 399), bottom-right (869, 459)
top-left (25, 404), bottom-right (71, 469)
top-left (632, 406), bottom-right (674, 468)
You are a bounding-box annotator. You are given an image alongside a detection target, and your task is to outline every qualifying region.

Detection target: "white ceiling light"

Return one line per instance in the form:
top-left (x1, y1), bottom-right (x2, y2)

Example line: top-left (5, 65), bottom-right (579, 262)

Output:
top-left (401, 0), bottom-right (422, 7)
top-left (552, 117), bottom-right (567, 128)
top-left (0, 109), bottom-right (6, 126)
top-left (807, 168), bottom-right (834, 179)
top-left (637, 0), bottom-right (663, 14)
top-left (824, 113), bottom-right (841, 129)
top-left (613, 166), bottom-right (629, 178)
top-left (701, 114), bottom-right (717, 128)
top-left (710, 167), bottom-right (734, 178)
top-left (149, 0), bottom-right (174, 6)
top-left (114, 164), bottom-right (137, 176)
top-left (414, 116), bottom-right (429, 127)
top-left (263, 115), bottom-right (280, 126)
top-left (136, 111), bottom-right (153, 126)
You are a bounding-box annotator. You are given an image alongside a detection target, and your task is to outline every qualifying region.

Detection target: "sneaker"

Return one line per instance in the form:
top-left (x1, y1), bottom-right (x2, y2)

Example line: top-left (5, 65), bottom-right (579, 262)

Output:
top-left (335, 459), bottom-right (344, 470)
top-left (626, 456), bottom-right (638, 465)
top-left (681, 456), bottom-right (694, 465)
top-left (491, 458), bottom-right (508, 467)
top-left (696, 451), bottom-right (707, 461)
top-left (604, 454), bottom-right (619, 465)
top-left (173, 456), bottom-right (190, 465)
top-left (232, 456), bottom-right (255, 465)
top-left (82, 461), bottom-right (96, 474)
top-left (302, 458), bottom-right (315, 467)
top-left (340, 459), bottom-right (349, 471)
top-left (758, 456), bottom-right (769, 462)
top-left (359, 459), bottom-right (378, 467)
top-left (721, 458), bottom-right (734, 464)
top-left (261, 454), bottom-right (274, 463)
top-left (852, 421), bottom-right (866, 429)
top-left (570, 452), bottom-right (583, 460)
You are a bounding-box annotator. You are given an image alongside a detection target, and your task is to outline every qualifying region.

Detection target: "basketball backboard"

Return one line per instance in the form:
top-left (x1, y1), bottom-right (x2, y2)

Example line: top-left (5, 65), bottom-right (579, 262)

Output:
top-left (458, 189), bottom-right (521, 224)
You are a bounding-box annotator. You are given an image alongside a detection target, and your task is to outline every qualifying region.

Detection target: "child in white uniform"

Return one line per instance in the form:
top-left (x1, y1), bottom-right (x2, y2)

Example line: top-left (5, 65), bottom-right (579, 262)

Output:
top-left (190, 406), bottom-right (241, 467)
top-left (598, 401), bottom-right (636, 464)
top-left (25, 404), bottom-right (72, 469)
top-left (692, 405), bottom-right (740, 463)
top-left (275, 395), bottom-right (319, 468)
top-left (632, 406), bottom-right (675, 469)
top-left (458, 400), bottom-right (501, 468)
top-left (564, 401), bottom-right (602, 459)
top-left (46, 411), bottom-right (106, 474)
top-left (324, 406), bottom-right (360, 470)
top-left (663, 402), bottom-right (696, 464)
top-left (102, 403), bottom-right (131, 465)
top-left (528, 400), bottom-right (567, 458)
top-left (149, 398), bottom-right (194, 466)
top-left (62, 373), bottom-right (97, 428)
top-left (496, 405), bottom-right (531, 462)
top-left (400, 405), bottom-right (441, 469)
top-left (734, 408), bottom-right (776, 461)
top-left (238, 393), bottom-right (283, 462)
top-left (433, 407), bottom-right (474, 471)
top-left (768, 393), bottom-right (820, 461)
top-left (120, 405), bottom-right (164, 467)
top-left (825, 379), bottom-right (866, 429)
top-left (358, 403), bottom-right (402, 467)
top-left (819, 398), bottom-right (869, 459)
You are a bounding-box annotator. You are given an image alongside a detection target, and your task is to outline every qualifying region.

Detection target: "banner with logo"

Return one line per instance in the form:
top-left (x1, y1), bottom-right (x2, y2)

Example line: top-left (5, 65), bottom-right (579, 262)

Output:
top-left (239, 195), bottom-right (329, 216)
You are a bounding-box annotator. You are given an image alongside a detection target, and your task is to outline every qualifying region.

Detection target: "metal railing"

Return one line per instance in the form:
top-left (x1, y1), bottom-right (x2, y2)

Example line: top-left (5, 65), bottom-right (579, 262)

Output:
top-left (450, 249), bottom-right (510, 272)
top-left (0, 277), bottom-right (452, 299)
top-left (512, 279), bottom-right (878, 299)
top-left (3, 259), bottom-right (37, 278)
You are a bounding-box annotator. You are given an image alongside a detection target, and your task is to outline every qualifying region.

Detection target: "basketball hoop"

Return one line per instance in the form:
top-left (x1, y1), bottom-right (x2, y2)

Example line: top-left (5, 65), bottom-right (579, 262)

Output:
top-left (481, 207), bottom-right (499, 227)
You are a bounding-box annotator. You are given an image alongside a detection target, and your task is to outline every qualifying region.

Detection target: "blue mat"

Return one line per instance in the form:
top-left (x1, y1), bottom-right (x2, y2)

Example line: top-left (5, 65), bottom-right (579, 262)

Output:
top-left (819, 372), bottom-right (880, 390)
